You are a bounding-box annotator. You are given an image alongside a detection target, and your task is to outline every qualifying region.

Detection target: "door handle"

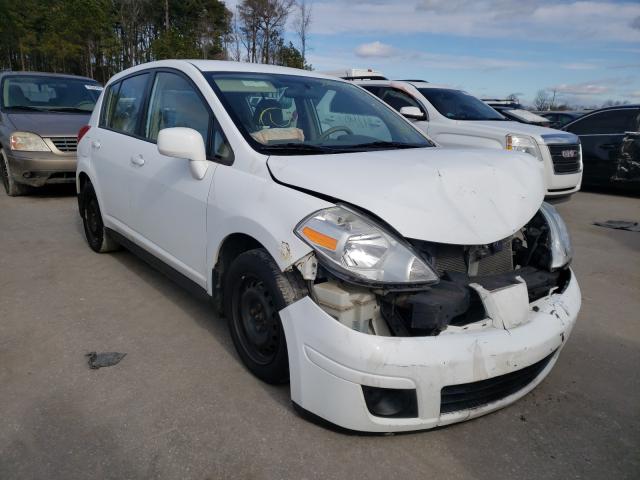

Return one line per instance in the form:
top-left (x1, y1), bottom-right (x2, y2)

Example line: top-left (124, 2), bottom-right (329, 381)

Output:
top-left (600, 143), bottom-right (619, 150)
top-left (91, 140), bottom-right (101, 150)
top-left (130, 154), bottom-right (145, 166)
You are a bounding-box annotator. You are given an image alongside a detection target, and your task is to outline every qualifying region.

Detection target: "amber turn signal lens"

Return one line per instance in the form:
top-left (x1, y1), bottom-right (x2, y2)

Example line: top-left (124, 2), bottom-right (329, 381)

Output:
top-left (302, 226), bottom-right (338, 251)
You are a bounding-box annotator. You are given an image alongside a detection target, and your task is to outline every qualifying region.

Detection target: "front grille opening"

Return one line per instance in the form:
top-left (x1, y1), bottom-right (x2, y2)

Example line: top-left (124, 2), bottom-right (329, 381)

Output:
top-left (548, 144), bottom-right (581, 174)
top-left (49, 137), bottom-right (78, 152)
top-left (440, 350), bottom-right (556, 414)
top-left (48, 172), bottom-right (75, 179)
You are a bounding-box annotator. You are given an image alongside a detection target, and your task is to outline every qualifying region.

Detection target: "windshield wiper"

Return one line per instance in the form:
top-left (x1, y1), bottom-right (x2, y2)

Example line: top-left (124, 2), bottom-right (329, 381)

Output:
top-left (46, 107), bottom-right (93, 113)
top-left (262, 143), bottom-right (338, 154)
top-left (339, 141), bottom-right (426, 150)
top-left (4, 105), bottom-right (47, 112)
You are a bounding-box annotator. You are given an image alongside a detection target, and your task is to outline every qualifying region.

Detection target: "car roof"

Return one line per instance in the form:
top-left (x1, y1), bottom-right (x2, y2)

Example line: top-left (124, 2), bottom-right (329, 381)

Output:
top-left (588, 104), bottom-right (640, 113)
top-left (353, 79), bottom-right (454, 90)
top-left (0, 71), bottom-right (98, 82)
top-left (109, 60), bottom-right (349, 85)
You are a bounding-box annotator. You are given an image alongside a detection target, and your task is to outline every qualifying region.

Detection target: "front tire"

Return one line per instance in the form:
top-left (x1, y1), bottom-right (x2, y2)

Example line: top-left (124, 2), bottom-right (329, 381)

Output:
top-left (79, 181), bottom-right (119, 253)
top-left (224, 248), bottom-right (307, 384)
top-left (0, 148), bottom-right (29, 196)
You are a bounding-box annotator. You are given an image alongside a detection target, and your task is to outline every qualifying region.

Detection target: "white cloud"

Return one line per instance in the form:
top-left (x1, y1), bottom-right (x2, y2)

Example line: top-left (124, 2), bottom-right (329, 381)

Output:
top-left (307, 1), bottom-right (640, 43)
top-left (552, 83), bottom-right (610, 95)
top-left (354, 41), bottom-right (397, 58)
top-left (563, 63), bottom-right (598, 70)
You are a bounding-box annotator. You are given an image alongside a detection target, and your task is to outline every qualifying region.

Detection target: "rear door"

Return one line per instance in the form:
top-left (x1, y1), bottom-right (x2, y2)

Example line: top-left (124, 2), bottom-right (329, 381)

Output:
top-left (565, 108), bottom-right (639, 187)
top-left (92, 72), bottom-right (151, 226)
top-left (127, 69), bottom-right (232, 285)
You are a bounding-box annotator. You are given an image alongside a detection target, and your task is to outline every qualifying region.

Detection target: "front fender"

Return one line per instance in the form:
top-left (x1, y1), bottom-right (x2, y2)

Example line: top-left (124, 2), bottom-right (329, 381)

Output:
top-left (205, 166), bottom-right (332, 294)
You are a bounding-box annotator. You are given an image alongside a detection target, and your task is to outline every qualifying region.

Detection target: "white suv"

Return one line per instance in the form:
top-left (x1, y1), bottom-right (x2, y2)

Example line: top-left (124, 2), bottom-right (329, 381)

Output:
top-left (77, 60), bottom-right (580, 433)
top-left (353, 79), bottom-right (583, 198)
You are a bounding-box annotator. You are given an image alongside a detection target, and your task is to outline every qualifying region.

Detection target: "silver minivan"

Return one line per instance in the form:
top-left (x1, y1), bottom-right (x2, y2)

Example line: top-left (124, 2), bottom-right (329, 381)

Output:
top-left (0, 72), bottom-right (102, 196)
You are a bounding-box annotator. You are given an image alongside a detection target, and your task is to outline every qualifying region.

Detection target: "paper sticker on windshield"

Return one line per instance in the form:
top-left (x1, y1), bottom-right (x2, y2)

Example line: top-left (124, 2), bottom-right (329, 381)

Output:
top-left (85, 85), bottom-right (103, 91)
top-left (241, 80), bottom-right (270, 88)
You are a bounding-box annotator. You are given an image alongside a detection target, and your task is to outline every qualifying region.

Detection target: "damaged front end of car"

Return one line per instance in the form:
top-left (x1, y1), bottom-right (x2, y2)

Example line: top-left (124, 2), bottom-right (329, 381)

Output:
top-left (294, 202), bottom-right (572, 338)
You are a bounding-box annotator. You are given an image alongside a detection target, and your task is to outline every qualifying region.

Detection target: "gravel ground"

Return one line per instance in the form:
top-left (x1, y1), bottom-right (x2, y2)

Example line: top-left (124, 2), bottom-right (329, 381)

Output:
top-left (1, 186), bottom-right (638, 480)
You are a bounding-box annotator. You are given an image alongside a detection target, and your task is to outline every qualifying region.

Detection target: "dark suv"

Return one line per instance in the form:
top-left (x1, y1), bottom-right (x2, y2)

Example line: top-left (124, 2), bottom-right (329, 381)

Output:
top-left (563, 105), bottom-right (639, 193)
top-left (0, 72), bottom-right (102, 196)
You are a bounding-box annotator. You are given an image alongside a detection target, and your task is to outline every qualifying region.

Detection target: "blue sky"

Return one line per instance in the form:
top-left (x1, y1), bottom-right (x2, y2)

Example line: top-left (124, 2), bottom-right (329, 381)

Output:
top-left (227, 0), bottom-right (640, 107)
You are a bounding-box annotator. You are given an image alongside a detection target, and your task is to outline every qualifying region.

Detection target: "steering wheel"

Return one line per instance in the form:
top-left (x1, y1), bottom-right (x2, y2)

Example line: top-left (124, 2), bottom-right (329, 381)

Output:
top-left (320, 126), bottom-right (354, 140)
top-left (74, 100), bottom-right (94, 110)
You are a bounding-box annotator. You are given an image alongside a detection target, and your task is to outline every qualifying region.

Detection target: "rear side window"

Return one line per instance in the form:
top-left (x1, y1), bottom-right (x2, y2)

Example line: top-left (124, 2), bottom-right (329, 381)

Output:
top-left (567, 109), bottom-right (639, 135)
top-left (103, 73), bottom-right (150, 135)
top-left (144, 72), bottom-right (210, 142)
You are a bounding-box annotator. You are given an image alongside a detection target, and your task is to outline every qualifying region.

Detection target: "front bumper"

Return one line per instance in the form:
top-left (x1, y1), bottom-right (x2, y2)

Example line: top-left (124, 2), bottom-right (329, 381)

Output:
top-left (6, 150), bottom-right (76, 187)
top-left (281, 270), bottom-right (580, 432)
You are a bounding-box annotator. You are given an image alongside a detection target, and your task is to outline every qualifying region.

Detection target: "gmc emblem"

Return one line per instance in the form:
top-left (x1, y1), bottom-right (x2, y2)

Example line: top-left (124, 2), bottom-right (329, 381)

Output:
top-left (562, 149), bottom-right (578, 158)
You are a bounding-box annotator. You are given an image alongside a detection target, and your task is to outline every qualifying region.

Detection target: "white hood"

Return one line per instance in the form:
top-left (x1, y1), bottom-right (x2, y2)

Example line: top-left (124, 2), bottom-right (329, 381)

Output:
top-left (459, 120), bottom-right (573, 141)
top-left (268, 147), bottom-right (545, 245)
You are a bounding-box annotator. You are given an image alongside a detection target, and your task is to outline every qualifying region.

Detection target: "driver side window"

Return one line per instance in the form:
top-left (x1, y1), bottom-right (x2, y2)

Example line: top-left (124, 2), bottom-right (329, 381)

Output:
top-left (145, 72), bottom-right (210, 142)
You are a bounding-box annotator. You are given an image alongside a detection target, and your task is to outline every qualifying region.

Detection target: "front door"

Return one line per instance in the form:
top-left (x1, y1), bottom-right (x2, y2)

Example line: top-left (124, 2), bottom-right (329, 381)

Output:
top-left (128, 70), bottom-right (217, 286)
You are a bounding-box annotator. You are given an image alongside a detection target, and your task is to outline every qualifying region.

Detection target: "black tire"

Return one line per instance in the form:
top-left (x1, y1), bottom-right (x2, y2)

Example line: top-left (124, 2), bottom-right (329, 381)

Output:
top-left (224, 248), bottom-right (307, 384)
top-left (79, 181), bottom-right (119, 253)
top-left (0, 148), bottom-right (29, 196)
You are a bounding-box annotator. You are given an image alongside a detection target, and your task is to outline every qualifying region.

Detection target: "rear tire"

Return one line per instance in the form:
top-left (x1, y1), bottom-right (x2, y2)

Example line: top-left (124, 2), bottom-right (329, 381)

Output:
top-left (224, 248), bottom-right (307, 384)
top-left (0, 148), bottom-right (29, 196)
top-left (79, 181), bottom-right (119, 253)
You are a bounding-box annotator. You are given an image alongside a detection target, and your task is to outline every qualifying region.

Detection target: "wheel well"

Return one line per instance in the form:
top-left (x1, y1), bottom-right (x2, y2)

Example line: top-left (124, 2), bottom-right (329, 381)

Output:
top-left (211, 233), bottom-right (264, 311)
top-left (78, 172), bottom-right (90, 191)
top-left (77, 172), bottom-right (91, 214)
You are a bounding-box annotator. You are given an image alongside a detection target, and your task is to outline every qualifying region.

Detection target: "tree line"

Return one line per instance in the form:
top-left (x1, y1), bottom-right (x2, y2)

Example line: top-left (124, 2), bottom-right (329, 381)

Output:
top-left (0, 0), bottom-right (312, 84)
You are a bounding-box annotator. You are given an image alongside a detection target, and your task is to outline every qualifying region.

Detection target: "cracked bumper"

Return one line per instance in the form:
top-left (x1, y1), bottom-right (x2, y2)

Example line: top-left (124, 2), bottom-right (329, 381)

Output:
top-left (281, 270), bottom-right (580, 432)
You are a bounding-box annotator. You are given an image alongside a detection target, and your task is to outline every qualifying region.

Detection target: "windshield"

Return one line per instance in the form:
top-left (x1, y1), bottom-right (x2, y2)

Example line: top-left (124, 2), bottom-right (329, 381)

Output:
top-left (1, 75), bottom-right (102, 113)
top-left (205, 72), bottom-right (432, 154)
top-left (418, 88), bottom-right (505, 121)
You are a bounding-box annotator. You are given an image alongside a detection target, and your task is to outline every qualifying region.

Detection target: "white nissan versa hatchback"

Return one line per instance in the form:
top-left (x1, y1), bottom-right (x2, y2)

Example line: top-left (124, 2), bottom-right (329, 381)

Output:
top-left (76, 60), bottom-right (580, 433)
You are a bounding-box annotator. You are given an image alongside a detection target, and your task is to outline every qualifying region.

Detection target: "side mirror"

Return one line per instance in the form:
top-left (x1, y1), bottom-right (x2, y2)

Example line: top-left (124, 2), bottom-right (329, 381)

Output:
top-left (157, 127), bottom-right (208, 180)
top-left (399, 106), bottom-right (426, 121)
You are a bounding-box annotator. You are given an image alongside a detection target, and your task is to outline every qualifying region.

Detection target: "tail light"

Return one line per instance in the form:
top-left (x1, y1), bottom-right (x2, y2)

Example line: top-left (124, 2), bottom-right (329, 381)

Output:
top-left (78, 125), bottom-right (91, 142)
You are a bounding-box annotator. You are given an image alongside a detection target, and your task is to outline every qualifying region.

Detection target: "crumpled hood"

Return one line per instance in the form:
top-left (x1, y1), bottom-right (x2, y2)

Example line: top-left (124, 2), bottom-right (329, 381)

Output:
top-left (268, 147), bottom-right (545, 245)
top-left (6, 112), bottom-right (90, 137)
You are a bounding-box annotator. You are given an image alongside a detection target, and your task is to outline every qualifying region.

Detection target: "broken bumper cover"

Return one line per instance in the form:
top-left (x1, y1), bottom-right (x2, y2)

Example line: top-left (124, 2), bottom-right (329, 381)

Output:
top-left (281, 270), bottom-right (580, 433)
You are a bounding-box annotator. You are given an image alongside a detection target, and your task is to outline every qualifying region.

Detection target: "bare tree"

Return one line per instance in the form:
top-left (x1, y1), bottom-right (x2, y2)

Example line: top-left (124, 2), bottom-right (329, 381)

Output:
top-left (228, 7), bottom-right (243, 61)
top-left (238, 0), bottom-right (261, 62)
top-left (294, 0), bottom-right (312, 67)
top-left (237, 0), bottom-right (295, 64)
top-left (533, 89), bottom-right (550, 111)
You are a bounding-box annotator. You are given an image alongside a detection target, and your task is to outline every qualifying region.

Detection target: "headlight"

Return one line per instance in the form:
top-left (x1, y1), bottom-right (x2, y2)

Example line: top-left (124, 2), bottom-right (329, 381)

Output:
top-left (10, 132), bottom-right (50, 152)
top-left (506, 134), bottom-right (542, 162)
top-left (540, 202), bottom-right (572, 270)
top-left (295, 206), bottom-right (439, 286)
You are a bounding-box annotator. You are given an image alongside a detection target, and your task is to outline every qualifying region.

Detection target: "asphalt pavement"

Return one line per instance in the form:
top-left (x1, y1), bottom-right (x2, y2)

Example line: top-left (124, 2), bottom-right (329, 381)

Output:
top-left (1, 186), bottom-right (638, 480)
